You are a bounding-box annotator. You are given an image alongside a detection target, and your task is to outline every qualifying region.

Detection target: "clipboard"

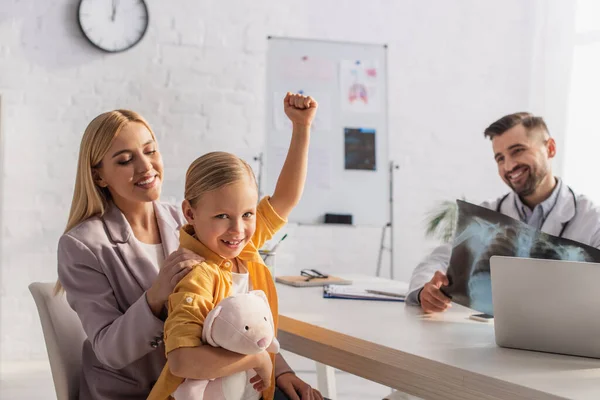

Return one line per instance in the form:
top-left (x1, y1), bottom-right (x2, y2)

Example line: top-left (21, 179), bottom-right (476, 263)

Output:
top-left (275, 275), bottom-right (352, 287)
top-left (323, 284), bottom-right (406, 302)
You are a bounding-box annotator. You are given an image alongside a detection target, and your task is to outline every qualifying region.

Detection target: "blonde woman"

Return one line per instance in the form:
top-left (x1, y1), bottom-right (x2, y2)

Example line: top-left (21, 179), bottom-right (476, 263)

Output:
top-left (57, 110), bottom-right (204, 400)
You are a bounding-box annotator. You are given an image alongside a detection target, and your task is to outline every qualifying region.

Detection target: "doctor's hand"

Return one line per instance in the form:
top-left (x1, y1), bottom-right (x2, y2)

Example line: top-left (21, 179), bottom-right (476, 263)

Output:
top-left (419, 271), bottom-right (452, 313)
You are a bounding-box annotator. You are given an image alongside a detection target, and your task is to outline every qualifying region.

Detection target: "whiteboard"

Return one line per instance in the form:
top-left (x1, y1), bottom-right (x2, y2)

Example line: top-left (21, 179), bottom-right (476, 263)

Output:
top-left (264, 37), bottom-right (389, 226)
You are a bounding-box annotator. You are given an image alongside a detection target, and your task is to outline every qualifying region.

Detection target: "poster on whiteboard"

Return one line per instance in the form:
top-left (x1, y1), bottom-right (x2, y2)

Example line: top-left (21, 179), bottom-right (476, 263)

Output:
top-left (340, 60), bottom-right (380, 113)
top-left (344, 127), bottom-right (376, 171)
top-left (274, 55), bottom-right (336, 81)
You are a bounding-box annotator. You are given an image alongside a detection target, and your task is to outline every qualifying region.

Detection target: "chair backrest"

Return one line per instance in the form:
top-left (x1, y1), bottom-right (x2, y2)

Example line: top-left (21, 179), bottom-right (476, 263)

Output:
top-left (29, 282), bottom-right (87, 400)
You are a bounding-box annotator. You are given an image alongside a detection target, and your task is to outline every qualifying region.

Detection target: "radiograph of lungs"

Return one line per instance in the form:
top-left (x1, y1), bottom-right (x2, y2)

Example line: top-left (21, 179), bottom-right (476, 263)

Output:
top-left (443, 200), bottom-right (600, 315)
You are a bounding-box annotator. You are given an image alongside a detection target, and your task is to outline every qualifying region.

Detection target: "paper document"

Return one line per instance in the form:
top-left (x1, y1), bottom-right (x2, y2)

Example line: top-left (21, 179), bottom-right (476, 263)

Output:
top-left (324, 283), bottom-right (406, 302)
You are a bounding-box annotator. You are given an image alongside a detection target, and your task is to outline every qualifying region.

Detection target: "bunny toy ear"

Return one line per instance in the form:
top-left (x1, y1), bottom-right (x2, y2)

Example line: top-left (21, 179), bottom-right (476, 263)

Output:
top-left (249, 290), bottom-right (269, 306)
top-left (202, 305), bottom-right (222, 347)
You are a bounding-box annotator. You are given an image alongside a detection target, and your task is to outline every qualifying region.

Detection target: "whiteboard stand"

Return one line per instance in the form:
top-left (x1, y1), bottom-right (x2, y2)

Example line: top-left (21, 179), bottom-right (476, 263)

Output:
top-left (376, 222), bottom-right (392, 278)
top-left (376, 161), bottom-right (398, 279)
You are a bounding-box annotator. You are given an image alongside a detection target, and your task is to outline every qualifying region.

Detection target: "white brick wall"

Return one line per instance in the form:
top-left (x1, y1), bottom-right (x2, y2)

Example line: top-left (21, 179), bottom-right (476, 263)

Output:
top-left (0, 0), bottom-right (557, 361)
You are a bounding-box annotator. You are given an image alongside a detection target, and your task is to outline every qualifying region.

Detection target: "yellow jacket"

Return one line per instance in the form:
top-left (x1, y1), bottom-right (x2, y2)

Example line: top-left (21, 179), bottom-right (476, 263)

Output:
top-left (148, 197), bottom-right (285, 400)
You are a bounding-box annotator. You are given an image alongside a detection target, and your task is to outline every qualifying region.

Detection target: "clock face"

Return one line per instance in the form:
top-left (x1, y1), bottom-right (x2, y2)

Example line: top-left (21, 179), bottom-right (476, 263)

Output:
top-left (78, 0), bottom-right (149, 53)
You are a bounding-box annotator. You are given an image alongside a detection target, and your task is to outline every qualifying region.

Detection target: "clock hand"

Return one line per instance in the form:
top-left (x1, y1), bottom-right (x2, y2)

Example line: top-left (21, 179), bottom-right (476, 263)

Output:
top-left (111, 0), bottom-right (117, 22)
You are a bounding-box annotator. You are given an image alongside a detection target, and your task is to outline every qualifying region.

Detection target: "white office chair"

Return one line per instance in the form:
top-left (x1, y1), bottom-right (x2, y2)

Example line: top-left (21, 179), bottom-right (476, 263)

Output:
top-left (29, 282), bottom-right (87, 400)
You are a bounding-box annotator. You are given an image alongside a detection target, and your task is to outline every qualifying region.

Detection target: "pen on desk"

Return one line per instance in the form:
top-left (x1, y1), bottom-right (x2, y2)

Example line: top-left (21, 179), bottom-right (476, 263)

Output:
top-left (270, 234), bottom-right (287, 253)
top-left (365, 289), bottom-right (406, 299)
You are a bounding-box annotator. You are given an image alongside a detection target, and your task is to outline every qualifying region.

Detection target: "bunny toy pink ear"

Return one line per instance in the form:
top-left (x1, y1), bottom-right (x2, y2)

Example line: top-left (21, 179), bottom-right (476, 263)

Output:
top-left (201, 305), bottom-right (222, 347)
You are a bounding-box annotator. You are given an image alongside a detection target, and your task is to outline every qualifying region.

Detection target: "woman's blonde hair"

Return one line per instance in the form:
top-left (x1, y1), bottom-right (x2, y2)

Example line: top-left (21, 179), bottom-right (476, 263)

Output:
top-left (55, 110), bottom-right (155, 293)
top-left (185, 151), bottom-right (257, 207)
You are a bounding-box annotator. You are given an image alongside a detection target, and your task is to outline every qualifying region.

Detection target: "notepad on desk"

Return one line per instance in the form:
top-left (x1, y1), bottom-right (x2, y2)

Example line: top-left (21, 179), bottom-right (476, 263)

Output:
top-left (323, 283), bottom-right (406, 302)
top-left (275, 275), bottom-right (353, 287)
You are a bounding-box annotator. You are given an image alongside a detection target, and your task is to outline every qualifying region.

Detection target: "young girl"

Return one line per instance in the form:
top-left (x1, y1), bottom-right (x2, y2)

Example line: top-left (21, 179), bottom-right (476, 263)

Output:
top-left (148, 93), bottom-right (324, 400)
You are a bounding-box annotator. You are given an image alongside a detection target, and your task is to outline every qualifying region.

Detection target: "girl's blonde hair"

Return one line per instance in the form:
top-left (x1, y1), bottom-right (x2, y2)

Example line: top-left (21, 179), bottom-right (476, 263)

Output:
top-left (185, 151), bottom-right (257, 207)
top-left (56, 110), bottom-right (155, 294)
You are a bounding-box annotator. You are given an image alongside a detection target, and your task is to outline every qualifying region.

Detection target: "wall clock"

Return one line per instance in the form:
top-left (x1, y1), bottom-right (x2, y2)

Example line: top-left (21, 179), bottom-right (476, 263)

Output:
top-left (78, 0), bottom-right (149, 53)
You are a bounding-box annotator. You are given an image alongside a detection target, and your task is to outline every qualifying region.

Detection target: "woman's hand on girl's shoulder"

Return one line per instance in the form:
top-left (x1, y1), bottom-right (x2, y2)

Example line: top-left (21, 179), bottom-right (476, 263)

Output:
top-left (146, 248), bottom-right (204, 316)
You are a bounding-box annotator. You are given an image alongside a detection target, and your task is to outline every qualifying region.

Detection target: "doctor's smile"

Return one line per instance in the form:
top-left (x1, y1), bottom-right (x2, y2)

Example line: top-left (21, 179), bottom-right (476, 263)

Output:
top-left (506, 165), bottom-right (529, 186)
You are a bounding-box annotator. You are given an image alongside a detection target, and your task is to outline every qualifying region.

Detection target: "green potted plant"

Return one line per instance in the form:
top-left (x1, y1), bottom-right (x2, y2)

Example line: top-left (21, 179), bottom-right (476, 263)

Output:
top-left (424, 199), bottom-right (463, 244)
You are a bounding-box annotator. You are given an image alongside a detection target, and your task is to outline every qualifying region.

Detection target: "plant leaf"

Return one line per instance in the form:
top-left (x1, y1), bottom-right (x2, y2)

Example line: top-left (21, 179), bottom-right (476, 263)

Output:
top-left (424, 200), bottom-right (460, 243)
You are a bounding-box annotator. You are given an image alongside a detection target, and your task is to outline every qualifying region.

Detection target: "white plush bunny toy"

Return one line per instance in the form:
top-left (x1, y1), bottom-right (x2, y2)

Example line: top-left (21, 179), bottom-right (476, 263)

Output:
top-left (172, 290), bottom-right (280, 400)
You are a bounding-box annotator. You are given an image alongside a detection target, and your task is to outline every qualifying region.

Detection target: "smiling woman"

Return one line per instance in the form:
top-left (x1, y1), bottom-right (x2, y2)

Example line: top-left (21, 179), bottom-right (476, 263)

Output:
top-left (93, 121), bottom-right (163, 219)
top-left (56, 109), bottom-right (204, 400)
top-left (62, 110), bottom-right (160, 235)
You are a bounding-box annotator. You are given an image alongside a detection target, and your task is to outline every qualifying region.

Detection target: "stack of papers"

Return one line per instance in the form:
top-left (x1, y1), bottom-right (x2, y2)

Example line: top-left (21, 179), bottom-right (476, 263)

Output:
top-left (323, 283), bottom-right (406, 302)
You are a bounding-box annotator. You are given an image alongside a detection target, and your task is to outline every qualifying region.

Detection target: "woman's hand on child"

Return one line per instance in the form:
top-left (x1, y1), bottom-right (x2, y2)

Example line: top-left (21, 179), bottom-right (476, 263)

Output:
top-left (284, 92), bottom-right (318, 127)
top-left (250, 350), bottom-right (273, 392)
top-left (146, 248), bottom-right (204, 316)
top-left (276, 372), bottom-right (324, 400)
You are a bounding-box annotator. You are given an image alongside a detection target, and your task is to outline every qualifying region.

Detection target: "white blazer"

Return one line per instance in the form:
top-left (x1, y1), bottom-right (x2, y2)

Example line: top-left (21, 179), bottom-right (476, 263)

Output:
top-left (406, 182), bottom-right (600, 305)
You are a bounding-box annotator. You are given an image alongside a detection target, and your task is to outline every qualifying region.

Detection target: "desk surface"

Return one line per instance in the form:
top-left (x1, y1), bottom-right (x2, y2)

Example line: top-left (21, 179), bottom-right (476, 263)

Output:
top-left (276, 275), bottom-right (600, 400)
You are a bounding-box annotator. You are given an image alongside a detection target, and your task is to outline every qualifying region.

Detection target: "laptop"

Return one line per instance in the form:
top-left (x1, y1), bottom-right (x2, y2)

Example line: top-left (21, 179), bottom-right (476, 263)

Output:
top-left (490, 255), bottom-right (600, 359)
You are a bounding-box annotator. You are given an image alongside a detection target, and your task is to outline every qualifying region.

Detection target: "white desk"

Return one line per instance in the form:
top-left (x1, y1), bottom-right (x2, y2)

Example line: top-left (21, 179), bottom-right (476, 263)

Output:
top-left (276, 275), bottom-right (600, 400)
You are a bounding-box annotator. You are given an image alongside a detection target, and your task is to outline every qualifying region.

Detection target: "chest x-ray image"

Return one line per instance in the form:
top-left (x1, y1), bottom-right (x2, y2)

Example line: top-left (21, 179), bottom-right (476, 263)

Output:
top-left (442, 200), bottom-right (600, 315)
